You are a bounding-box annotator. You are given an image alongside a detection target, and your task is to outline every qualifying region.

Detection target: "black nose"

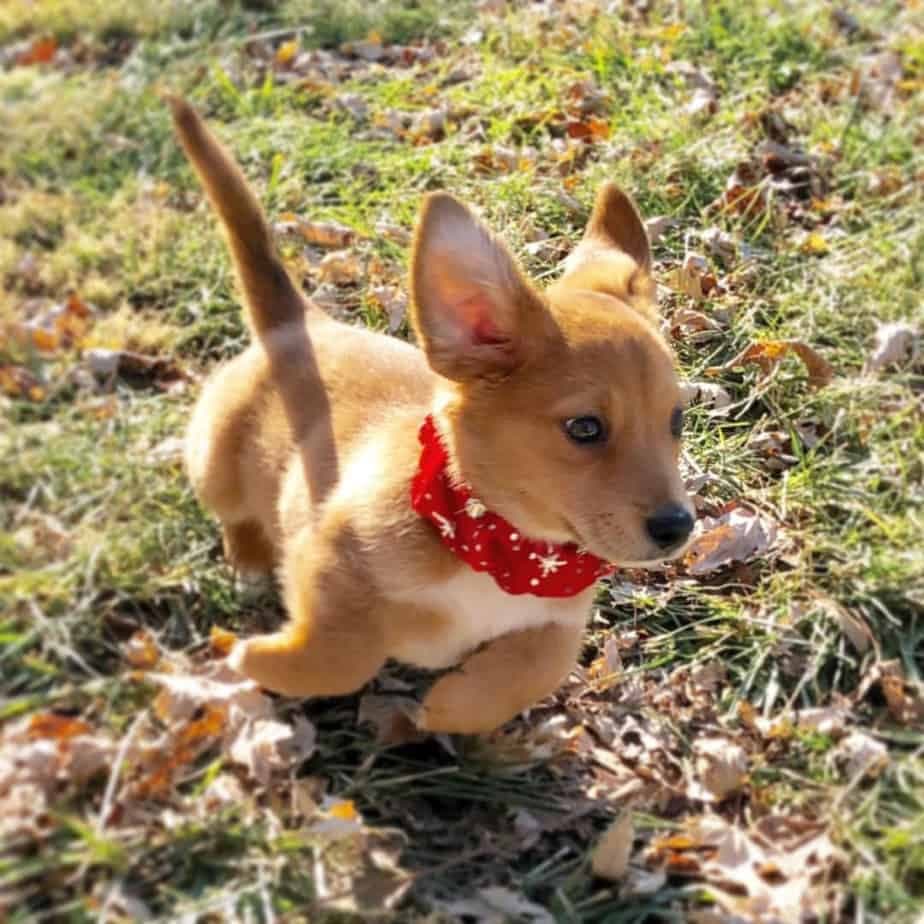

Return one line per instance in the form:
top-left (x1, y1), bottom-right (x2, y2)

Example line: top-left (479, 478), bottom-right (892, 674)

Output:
top-left (646, 504), bottom-right (694, 549)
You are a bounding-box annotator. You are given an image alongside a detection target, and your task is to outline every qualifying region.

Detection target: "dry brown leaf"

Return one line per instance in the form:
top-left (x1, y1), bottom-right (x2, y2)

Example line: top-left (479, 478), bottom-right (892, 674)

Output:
top-left (591, 812), bottom-right (634, 881)
top-left (149, 667), bottom-right (270, 726)
top-left (374, 221), bottom-right (411, 246)
top-left (856, 50), bottom-right (903, 111)
top-left (357, 694), bottom-right (422, 746)
top-left (708, 339), bottom-right (833, 388)
top-left (820, 598), bottom-right (873, 654)
top-left (277, 216), bottom-right (355, 249)
top-left (863, 321), bottom-right (917, 373)
top-left (835, 731), bottom-right (888, 779)
top-left (650, 815), bottom-right (846, 921)
top-left (441, 887), bottom-right (555, 924)
top-left (679, 380), bottom-right (732, 412)
top-left (0, 364), bottom-right (45, 401)
top-left (701, 227), bottom-right (737, 264)
top-left (670, 307), bottom-right (723, 340)
top-left (275, 39), bottom-right (299, 66)
top-left (877, 660), bottom-right (924, 726)
top-left (135, 704), bottom-right (227, 797)
top-left (686, 86), bottom-right (718, 118)
top-left (369, 285), bottom-right (408, 333)
top-left (690, 737), bottom-right (748, 801)
top-left (84, 348), bottom-right (190, 392)
top-left (229, 715), bottom-right (316, 783)
top-left (666, 252), bottom-right (717, 299)
top-left (16, 36), bottom-right (57, 66)
top-left (123, 629), bottom-right (160, 669)
top-left (685, 505), bottom-right (778, 574)
top-left (15, 292), bottom-right (93, 353)
top-left (318, 249), bottom-right (363, 286)
top-left (332, 93), bottom-right (369, 121)
top-left (565, 116), bottom-right (610, 141)
top-left (147, 436), bottom-right (185, 465)
top-left (644, 215), bottom-right (675, 243)
top-left (209, 625), bottom-right (238, 657)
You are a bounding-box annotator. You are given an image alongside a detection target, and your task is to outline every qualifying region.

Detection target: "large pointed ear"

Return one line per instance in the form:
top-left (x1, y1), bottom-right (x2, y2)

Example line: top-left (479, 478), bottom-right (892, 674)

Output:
top-left (410, 193), bottom-right (550, 381)
top-left (556, 183), bottom-right (656, 312)
top-left (582, 182), bottom-right (651, 271)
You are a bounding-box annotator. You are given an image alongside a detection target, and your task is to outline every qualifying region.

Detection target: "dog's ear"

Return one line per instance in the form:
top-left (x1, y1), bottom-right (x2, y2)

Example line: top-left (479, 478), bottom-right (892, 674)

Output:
top-left (556, 183), bottom-right (656, 315)
top-left (410, 193), bottom-right (550, 381)
top-left (582, 182), bottom-right (651, 271)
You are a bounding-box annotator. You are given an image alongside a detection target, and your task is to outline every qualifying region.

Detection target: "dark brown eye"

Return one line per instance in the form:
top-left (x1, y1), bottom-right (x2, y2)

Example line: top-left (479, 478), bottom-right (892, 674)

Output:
top-left (565, 416), bottom-right (606, 445)
top-left (670, 407), bottom-right (684, 438)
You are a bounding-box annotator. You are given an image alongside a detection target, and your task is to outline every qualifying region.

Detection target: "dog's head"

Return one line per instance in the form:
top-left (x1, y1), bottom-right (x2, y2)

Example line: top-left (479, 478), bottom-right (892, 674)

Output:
top-left (409, 183), bottom-right (693, 565)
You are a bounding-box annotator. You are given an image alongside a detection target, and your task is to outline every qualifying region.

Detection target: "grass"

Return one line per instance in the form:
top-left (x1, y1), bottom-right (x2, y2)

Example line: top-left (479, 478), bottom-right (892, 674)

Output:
top-left (1, 0), bottom-right (922, 921)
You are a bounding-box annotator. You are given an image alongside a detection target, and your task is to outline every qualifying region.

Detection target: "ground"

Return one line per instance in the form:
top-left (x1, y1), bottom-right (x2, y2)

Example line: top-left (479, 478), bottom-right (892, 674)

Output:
top-left (1, 1), bottom-right (922, 921)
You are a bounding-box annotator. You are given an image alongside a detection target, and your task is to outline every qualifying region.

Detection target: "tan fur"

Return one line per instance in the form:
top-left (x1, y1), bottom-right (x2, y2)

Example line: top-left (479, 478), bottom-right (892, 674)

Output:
top-left (168, 97), bottom-right (693, 734)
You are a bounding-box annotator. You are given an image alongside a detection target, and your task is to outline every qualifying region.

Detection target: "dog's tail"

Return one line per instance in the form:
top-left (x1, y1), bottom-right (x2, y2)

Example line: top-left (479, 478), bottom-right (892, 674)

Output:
top-left (166, 95), bottom-right (306, 338)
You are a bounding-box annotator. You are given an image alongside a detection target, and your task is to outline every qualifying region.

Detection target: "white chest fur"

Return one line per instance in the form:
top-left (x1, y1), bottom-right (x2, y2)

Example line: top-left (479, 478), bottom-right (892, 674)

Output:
top-left (388, 567), bottom-right (595, 670)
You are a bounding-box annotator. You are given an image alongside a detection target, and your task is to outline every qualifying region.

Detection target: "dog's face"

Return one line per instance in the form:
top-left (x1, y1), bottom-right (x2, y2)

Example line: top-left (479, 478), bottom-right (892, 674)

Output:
top-left (410, 184), bottom-right (693, 565)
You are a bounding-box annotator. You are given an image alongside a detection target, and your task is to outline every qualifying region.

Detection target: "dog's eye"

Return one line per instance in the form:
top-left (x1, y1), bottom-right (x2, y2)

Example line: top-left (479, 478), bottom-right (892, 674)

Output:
top-left (564, 416), bottom-right (606, 445)
top-left (670, 407), bottom-right (683, 438)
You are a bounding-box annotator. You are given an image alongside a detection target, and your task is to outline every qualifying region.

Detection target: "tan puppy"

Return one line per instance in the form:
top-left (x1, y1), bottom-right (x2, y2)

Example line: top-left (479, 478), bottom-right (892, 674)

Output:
top-left (169, 97), bottom-right (694, 734)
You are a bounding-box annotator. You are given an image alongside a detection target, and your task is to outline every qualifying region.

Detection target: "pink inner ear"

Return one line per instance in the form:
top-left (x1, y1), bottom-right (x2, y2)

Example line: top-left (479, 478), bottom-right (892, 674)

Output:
top-left (456, 293), bottom-right (509, 346)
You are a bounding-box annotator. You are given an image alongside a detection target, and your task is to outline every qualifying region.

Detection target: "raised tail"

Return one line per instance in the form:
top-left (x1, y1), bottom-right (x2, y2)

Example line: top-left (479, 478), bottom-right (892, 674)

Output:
top-left (166, 95), bottom-right (306, 337)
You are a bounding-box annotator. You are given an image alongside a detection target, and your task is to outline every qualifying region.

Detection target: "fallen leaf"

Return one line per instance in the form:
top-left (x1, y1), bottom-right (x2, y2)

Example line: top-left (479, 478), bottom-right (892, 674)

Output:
top-left (135, 704), bottom-right (227, 797)
top-left (685, 505), bottom-right (778, 574)
top-left (0, 364), bottom-right (45, 400)
top-left (318, 249), bottom-right (363, 286)
top-left (690, 737), bottom-right (748, 801)
top-left (369, 285), bottom-right (408, 333)
top-left (855, 50), bottom-right (903, 111)
top-left (800, 231), bottom-right (830, 255)
top-left (15, 292), bottom-right (94, 353)
top-left (591, 812), bottom-right (634, 881)
top-left (686, 86), bottom-right (718, 118)
top-left (666, 251), bottom-right (719, 299)
top-left (375, 221), bottom-right (411, 246)
top-left (123, 629), bottom-right (160, 669)
top-left (877, 660), bottom-right (924, 726)
top-left (275, 39), bottom-right (299, 66)
top-left (649, 815), bottom-right (846, 921)
top-left (27, 713), bottom-right (93, 741)
top-left (147, 436), bottom-right (185, 465)
top-left (277, 215), bottom-right (355, 248)
top-left (84, 349), bottom-right (190, 391)
top-left (410, 107), bottom-right (448, 141)
top-left (566, 116), bottom-right (610, 141)
top-left (863, 321), bottom-right (916, 373)
top-left (441, 887), bottom-right (555, 924)
top-left (149, 668), bottom-right (271, 726)
top-left (708, 339), bottom-right (833, 388)
top-left (835, 731), bottom-right (888, 779)
top-left (701, 227), bottom-right (737, 264)
top-left (229, 715), bottom-right (316, 784)
top-left (209, 626), bottom-right (238, 657)
top-left (332, 93), bottom-right (369, 121)
top-left (644, 215), bottom-right (675, 243)
top-left (671, 307), bottom-right (723, 340)
top-left (357, 694), bottom-right (421, 745)
top-left (16, 36), bottom-right (57, 66)
top-left (679, 381), bottom-right (732, 412)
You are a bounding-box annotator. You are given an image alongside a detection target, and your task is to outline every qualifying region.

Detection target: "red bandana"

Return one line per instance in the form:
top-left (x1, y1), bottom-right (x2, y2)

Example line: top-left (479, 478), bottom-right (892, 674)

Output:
top-left (411, 415), bottom-right (615, 597)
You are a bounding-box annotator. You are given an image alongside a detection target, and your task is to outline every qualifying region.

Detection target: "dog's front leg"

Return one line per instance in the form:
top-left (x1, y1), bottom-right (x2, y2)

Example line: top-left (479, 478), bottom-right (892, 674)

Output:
top-left (419, 620), bottom-right (585, 735)
top-left (229, 523), bottom-right (386, 697)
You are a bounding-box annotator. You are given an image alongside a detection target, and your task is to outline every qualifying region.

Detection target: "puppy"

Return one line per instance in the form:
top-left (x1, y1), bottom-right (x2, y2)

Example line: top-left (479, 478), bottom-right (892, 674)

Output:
top-left (168, 97), bottom-right (694, 734)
